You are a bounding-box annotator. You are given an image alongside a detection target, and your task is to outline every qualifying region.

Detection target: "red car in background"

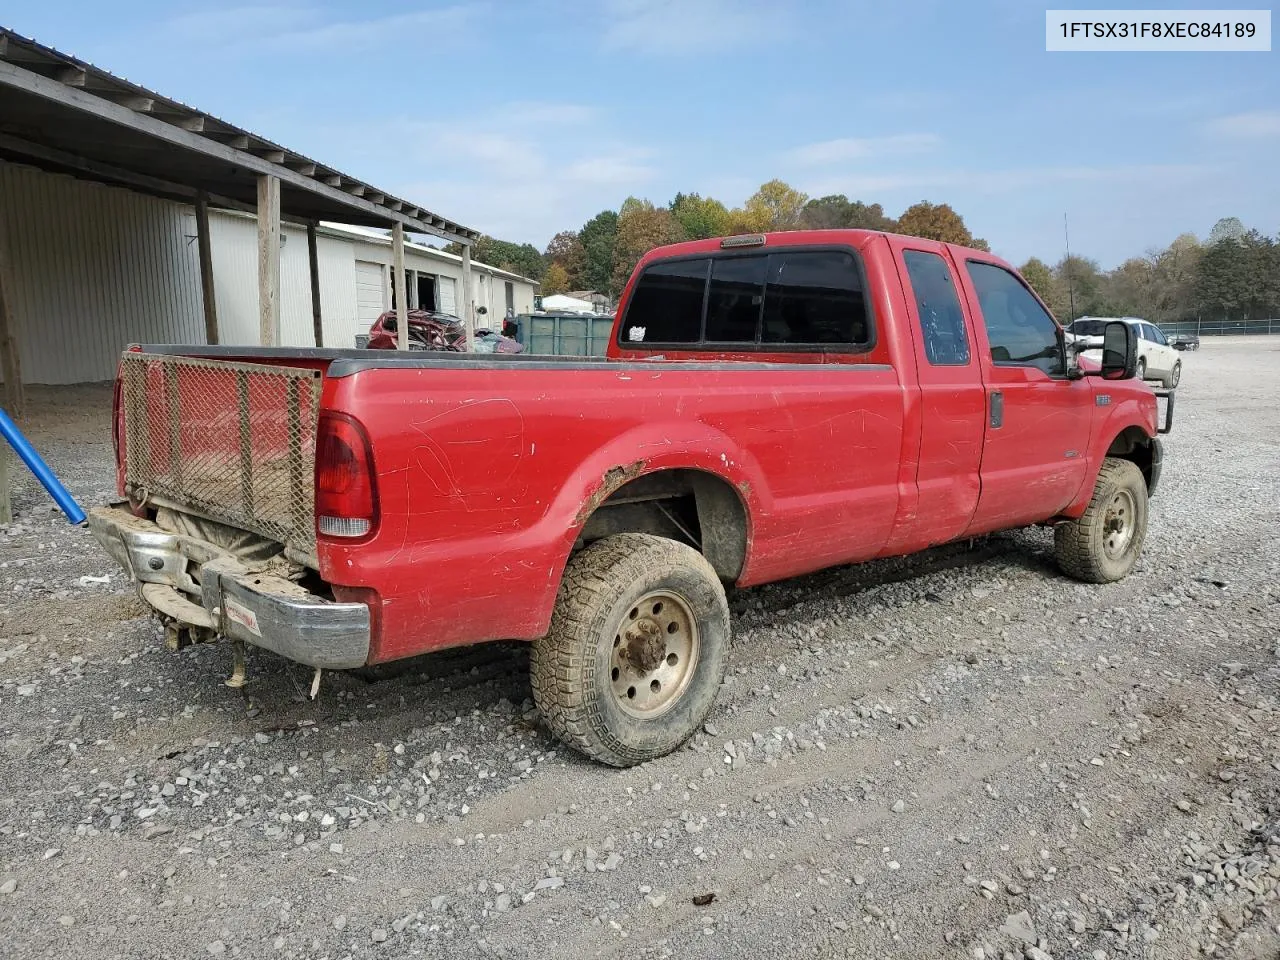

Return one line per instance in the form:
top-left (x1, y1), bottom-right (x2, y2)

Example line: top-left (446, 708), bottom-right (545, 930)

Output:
top-left (366, 309), bottom-right (523, 353)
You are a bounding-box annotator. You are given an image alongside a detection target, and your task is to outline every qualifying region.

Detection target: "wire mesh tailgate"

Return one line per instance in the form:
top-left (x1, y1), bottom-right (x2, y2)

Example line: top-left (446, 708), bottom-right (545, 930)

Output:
top-left (120, 353), bottom-right (323, 562)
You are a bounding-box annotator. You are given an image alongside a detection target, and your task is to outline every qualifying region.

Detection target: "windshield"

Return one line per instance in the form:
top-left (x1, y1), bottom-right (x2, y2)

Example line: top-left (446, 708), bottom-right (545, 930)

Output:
top-left (1067, 320), bottom-right (1109, 336)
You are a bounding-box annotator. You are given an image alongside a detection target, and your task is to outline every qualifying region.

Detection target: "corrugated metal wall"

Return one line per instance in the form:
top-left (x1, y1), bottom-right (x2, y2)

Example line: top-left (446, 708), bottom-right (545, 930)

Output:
top-left (0, 160), bottom-right (205, 384)
top-left (207, 213), bottom-right (357, 348)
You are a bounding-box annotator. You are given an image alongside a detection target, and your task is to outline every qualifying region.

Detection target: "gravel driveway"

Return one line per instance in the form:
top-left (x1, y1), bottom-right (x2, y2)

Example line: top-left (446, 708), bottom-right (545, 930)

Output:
top-left (1, 338), bottom-right (1277, 960)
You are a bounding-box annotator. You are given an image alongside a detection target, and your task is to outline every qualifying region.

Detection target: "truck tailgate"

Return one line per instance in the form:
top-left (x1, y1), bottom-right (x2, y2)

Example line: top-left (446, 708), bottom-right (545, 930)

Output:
top-left (119, 352), bottom-right (323, 565)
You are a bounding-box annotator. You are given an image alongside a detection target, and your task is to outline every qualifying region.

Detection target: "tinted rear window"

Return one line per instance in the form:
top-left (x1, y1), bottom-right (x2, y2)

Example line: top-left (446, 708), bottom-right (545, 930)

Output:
top-left (620, 258), bottom-right (708, 345)
top-left (705, 256), bottom-right (767, 342)
top-left (621, 248), bottom-right (871, 350)
top-left (762, 251), bottom-right (867, 345)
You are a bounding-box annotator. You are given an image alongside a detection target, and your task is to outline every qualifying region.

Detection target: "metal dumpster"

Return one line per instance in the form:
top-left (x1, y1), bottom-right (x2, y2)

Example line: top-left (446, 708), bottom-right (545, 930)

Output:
top-left (517, 312), bottom-right (615, 357)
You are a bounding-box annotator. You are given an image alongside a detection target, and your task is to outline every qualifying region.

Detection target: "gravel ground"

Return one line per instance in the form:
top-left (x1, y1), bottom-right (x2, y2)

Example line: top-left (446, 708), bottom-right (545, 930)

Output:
top-left (1, 338), bottom-right (1278, 960)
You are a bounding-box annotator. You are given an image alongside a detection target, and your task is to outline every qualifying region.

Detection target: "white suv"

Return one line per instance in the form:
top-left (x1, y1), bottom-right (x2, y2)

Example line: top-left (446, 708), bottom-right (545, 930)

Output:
top-left (1065, 317), bottom-right (1182, 388)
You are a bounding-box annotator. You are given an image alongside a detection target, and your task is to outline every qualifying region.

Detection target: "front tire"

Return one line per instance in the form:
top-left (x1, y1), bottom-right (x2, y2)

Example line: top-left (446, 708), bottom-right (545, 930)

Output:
top-left (1054, 458), bottom-right (1149, 583)
top-left (1165, 361), bottom-right (1181, 388)
top-left (1136, 357), bottom-right (1147, 381)
top-left (531, 534), bottom-right (730, 767)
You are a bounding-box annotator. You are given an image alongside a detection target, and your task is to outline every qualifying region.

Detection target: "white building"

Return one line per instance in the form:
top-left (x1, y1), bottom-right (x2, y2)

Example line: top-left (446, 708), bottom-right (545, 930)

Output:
top-left (0, 160), bottom-right (537, 383)
top-left (540, 294), bottom-right (596, 314)
top-left (206, 214), bottom-right (536, 353)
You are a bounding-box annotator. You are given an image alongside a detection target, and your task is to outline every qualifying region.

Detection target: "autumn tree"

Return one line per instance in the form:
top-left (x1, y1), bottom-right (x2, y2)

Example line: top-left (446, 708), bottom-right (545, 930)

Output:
top-left (669, 192), bottom-right (732, 240)
top-left (736, 179), bottom-right (809, 232)
top-left (541, 262), bottom-right (571, 297)
top-left (896, 201), bottom-right (981, 247)
top-left (579, 210), bottom-right (619, 295)
top-left (611, 198), bottom-right (686, 294)
top-left (447, 236), bottom-right (545, 280)
top-left (544, 230), bottom-right (587, 288)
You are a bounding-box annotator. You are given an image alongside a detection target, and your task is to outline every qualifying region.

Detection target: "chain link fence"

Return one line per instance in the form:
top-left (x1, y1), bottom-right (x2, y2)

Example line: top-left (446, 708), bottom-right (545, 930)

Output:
top-left (1161, 319), bottom-right (1280, 338)
top-left (120, 353), bottom-right (322, 559)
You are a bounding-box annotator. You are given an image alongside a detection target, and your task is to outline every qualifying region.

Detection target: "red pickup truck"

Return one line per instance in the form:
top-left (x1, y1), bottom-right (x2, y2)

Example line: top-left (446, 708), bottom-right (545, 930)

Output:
top-left (89, 229), bottom-right (1168, 767)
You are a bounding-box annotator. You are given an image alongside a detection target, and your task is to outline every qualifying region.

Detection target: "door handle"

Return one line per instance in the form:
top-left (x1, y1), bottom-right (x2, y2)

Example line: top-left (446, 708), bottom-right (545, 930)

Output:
top-left (989, 391), bottom-right (1004, 428)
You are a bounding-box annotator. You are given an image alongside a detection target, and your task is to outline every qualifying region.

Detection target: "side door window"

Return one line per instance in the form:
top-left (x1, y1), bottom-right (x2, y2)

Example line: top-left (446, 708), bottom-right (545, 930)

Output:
top-left (902, 251), bottom-right (970, 365)
top-left (1149, 324), bottom-right (1169, 346)
top-left (966, 262), bottom-right (1063, 376)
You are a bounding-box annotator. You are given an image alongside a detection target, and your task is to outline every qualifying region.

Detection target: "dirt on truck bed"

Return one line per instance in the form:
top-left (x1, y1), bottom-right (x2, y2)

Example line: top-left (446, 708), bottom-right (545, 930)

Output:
top-left (1, 340), bottom-right (1278, 960)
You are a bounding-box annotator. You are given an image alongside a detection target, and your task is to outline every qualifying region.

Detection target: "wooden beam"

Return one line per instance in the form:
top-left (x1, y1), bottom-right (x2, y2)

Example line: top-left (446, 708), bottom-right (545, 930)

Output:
top-left (307, 223), bottom-right (323, 348)
top-left (228, 134), bottom-right (249, 149)
top-left (0, 60), bottom-right (475, 244)
top-left (256, 174), bottom-right (281, 346)
top-left (178, 115), bottom-right (205, 132)
top-left (392, 222), bottom-right (408, 352)
top-left (260, 149), bottom-right (285, 164)
top-left (322, 174), bottom-right (342, 187)
top-left (57, 67), bottom-right (87, 87)
top-left (344, 184), bottom-right (366, 198)
top-left (117, 94), bottom-right (154, 113)
top-left (294, 162), bottom-right (316, 177)
top-left (195, 193), bottom-right (219, 344)
top-left (460, 242), bottom-right (474, 351)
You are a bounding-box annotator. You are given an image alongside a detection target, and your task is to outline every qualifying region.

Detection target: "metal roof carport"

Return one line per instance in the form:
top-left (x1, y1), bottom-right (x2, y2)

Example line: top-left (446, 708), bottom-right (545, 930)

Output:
top-left (0, 26), bottom-right (479, 421)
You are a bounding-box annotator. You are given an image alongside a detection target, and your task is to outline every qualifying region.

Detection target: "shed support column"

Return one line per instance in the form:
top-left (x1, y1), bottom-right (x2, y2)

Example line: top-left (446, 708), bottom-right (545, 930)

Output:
top-left (0, 228), bottom-right (20, 525)
top-left (256, 174), bottom-right (281, 346)
top-left (460, 242), bottom-right (474, 350)
top-left (195, 193), bottom-right (219, 344)
top-left (392, 222), bottom-right (408, 352)
top-left (307, 223), bottom-right (323, 347)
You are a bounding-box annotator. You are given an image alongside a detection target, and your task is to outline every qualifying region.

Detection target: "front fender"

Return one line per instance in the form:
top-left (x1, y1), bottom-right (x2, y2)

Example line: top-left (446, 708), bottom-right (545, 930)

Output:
top-left (1065, 391), bottom-right (1158, 517)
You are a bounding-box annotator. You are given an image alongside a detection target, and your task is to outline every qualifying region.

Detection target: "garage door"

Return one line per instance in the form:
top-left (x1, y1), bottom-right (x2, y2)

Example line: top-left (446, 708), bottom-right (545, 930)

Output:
top-left (355, 261), bottom-right (385, 323)
top-left (436, 276), bottom-right (457, 316)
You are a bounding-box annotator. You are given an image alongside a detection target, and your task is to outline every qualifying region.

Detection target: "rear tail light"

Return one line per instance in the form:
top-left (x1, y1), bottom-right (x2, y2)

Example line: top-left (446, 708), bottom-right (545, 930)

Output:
top-left (315, 412), bottom-right (379, 540)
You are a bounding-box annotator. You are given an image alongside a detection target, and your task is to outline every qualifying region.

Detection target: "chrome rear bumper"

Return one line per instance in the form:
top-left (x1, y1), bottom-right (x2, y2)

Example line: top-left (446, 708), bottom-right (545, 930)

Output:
top-left (88, 504), bottom-right (370, 669)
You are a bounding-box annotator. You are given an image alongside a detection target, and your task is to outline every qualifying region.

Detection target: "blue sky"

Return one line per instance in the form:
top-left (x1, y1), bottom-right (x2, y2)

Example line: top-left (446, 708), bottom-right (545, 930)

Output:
top-left (7, 1), bottom-right (1278, 267)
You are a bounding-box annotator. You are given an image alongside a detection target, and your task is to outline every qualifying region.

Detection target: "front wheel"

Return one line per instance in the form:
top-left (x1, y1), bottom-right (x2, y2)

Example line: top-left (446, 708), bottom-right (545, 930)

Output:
top-left (1054, 458), bottom-right (1149, 583)
top-left (531, 534), bottom-right (730, 767)
top-left (1136, 357), bottom-right (1147, 381)
top-left (1165, 361), bottom-right (1181, 388)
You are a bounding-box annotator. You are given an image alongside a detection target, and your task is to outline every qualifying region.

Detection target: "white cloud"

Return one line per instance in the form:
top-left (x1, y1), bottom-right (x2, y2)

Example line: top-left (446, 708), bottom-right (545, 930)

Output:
top-left (367, 102), bottom-right (658, 243)
top-left (784, 133), bottom-right (942, 166)
top-left (1204, 110), bottom-right (1280, 140)
top-left (161, 3), bottom-right (482, 55)
top-left (599, 0), bottom-right (786, 55)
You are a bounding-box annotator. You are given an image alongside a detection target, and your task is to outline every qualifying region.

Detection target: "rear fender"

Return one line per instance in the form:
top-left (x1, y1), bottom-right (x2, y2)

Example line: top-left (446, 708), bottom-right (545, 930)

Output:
top-left (542, 419), bottom-right (766, 580)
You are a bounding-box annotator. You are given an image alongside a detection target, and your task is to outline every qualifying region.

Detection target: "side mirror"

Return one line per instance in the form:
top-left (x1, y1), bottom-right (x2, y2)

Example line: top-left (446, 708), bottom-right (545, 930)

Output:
top-left (1097, 321), bottom-right (1137, 380)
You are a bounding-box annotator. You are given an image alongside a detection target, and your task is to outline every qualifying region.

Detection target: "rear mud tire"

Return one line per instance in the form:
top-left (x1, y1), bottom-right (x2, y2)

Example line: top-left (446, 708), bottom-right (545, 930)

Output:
top-left (1054, 457), bottom-right (1149, 584)
top-left (531, 534), bottom-right (729, 767)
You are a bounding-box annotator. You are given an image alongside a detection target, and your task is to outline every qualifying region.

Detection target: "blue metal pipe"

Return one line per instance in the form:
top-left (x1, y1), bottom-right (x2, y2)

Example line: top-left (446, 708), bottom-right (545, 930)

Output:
top-left (0, 406), bottom-right (87, 525)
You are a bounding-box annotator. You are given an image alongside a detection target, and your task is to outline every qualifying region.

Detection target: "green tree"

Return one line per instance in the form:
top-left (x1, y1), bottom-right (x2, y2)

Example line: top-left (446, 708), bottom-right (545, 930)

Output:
top-left (1053, 255), bottom-right (1105, 320)
top-left (447, 236), bottom-right (545, 280)
top-left (1019, 257), bottom-right (1058, 315)
top-left (1195, 238), bottom-right (1250, 319)
top-left (611, 199), bottom-right (686, 294)
top-left (1207, 216), bottom-right (1246, 245)
top-left (579, 210), bottom-right (619, 295)
top-left (799, 195), bottom-right (897, 231)
top-left (541, 262), bottom-right (571, 297)
top-left (544, 230), bottom-right (587, 288)
top-left (669, 192), bottom-right (732, 240)
top-left (896, 201), bottom-right (978, 246)
top-left (739, 179), bottom-right (809, 232)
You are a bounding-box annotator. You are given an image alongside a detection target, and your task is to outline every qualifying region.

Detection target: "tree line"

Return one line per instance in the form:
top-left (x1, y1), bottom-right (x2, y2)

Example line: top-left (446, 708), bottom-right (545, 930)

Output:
top-left (447, 185), bottom-right (1280, 324)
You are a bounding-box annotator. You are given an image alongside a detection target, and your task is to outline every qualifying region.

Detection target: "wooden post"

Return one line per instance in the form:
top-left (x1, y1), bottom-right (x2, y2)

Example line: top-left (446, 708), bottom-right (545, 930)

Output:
top-left (0, 226), bottom-right (23, 420)
top-left (392, 222), bottom-right (408, 352)
top-left (195, 192), bottom-right (219, 344)
top-left (0, 227), bottom-right (19, 525)
top-left (307, 223), bottom-right (323, 347)
top-left (256, 174), bottom-right (281, 346)
top-left (460, 242), bottom-right (474, 351)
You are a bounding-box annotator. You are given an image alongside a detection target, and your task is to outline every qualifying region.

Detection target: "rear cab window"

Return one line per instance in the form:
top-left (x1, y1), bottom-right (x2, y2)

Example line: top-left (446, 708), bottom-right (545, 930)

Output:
top-left (617, 247), bottom-right (874, 354)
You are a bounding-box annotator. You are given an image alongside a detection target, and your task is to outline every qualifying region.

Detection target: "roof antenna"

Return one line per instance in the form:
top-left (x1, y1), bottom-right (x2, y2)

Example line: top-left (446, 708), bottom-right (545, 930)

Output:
top-left (1063, 213), bottom-right (1077, 322)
